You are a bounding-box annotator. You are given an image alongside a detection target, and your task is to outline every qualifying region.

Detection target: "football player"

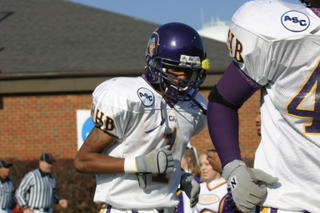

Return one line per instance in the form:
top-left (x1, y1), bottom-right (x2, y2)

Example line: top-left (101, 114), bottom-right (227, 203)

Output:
top-left (74, 22), bottom-right (210, 213)
top-left (207, 0), bottom-right (320, 212)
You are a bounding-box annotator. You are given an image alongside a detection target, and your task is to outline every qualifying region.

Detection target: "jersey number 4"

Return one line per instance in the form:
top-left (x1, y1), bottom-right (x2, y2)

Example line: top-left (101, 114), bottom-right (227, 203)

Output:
top-left (287, 61), bottom-right (320, 134)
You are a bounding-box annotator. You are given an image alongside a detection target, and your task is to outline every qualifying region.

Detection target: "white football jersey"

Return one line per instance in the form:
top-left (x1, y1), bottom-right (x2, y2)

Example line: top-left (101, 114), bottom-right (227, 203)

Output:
top-left (194, 178), bottom-right (228, 213)
top-left (91, 76), bottom-right (207, 209)
top-left (228, 0), bottom-right (320, 212)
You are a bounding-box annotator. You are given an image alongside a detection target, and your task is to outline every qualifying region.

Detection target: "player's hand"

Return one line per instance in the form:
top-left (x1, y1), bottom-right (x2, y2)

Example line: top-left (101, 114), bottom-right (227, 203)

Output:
top-left (222, 160), bottom-right (278, 212)
top-left (180, 172), bottom-right (200, 207)
top-left (136, 145), bottom-right (174, 174)
top-left (124, 145), bottom-right (174, 174)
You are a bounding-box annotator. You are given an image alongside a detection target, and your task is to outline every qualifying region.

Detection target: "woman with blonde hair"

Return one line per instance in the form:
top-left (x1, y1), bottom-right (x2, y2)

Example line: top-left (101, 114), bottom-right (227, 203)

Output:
top-left (195, 150), bottom-right (239, 213)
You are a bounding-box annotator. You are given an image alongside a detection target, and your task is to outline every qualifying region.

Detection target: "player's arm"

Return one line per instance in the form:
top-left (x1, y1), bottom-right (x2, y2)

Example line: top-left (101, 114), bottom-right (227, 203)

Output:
top-left (74, 127), bottom-right (174, 174)
top-left (207, 61), bottom-right (260, 167)
top-left (74, 127), bottom-right (124, 173)
top-left (208, 62), bottom-right (277, 212)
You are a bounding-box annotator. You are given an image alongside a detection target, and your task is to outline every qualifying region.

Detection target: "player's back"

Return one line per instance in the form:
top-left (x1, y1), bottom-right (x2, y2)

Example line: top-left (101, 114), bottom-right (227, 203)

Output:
top-left (228, 0), bottom-right (320, 211)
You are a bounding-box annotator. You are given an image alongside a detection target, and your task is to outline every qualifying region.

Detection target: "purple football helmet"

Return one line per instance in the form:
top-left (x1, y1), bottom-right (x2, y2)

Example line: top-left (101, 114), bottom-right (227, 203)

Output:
top-left (300, 0), bottom-right (311, 7)
top-left (145, 22), bottom-right (210, 102)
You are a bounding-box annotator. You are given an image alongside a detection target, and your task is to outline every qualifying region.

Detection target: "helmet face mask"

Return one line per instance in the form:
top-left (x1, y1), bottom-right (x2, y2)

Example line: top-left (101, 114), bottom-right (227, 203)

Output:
top-left (145, 22), bottom-right (209, 102)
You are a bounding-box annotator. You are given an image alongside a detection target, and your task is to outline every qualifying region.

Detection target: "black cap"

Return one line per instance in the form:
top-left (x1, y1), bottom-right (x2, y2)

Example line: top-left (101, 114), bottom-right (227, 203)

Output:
top-left (39, 152), bottom-right (55, 164)
top-left (0, 160), bottom-right (13, 168)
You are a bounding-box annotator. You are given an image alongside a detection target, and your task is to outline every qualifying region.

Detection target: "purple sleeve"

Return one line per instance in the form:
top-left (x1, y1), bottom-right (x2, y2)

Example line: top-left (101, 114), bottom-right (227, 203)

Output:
top-left (207, 62), bottom-right (261, 167)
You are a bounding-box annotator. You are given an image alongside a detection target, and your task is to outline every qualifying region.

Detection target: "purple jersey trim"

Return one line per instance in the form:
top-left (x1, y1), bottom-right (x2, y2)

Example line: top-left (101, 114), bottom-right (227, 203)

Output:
top-left (106, 205), bottom-right (112, 213)
top-left (176, 192), bottom-right (184, 213)
top-left (256, 207), bottom-right (279, 213)
top-left (311, 8), bottom-right (320, 17)
top-left (255, 207), bottom-right (310, 213)
top-left (207, 62), bottom-right (261, 167)
top-left (219, 193), bottom-right (239, 213)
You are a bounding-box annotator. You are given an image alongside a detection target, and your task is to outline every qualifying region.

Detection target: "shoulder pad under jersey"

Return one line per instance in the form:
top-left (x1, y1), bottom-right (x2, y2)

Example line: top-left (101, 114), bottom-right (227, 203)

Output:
top-left (232, 0), bottom-right (320, 39)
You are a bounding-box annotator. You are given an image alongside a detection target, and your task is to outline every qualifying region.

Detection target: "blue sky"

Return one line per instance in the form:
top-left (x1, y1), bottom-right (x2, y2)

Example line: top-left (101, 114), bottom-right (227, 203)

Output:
top-left (67, 0), bottom-right (301, 30)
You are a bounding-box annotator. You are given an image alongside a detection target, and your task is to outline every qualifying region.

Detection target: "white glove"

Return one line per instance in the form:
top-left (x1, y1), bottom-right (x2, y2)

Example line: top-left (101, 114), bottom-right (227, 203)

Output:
top-left (180, 172), bottom-right (200, 207)
top-left (124, 145), bottom-right (174, 174)
top-left (222, 160), bottom-right (278, 212)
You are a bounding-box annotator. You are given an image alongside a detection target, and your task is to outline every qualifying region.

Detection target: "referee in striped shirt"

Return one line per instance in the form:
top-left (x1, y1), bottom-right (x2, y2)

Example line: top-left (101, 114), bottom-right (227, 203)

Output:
top-left (0, 160), bottom-right (15, 213)
top-left (15, 153), bottom-right (68, 213)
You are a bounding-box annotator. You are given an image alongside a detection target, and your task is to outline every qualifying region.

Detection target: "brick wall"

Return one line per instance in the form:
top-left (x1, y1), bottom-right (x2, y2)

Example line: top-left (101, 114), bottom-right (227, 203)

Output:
top-left (0, 89), bottom-right (260, 161)
top-left (0, 94), bottom-right (91, 160)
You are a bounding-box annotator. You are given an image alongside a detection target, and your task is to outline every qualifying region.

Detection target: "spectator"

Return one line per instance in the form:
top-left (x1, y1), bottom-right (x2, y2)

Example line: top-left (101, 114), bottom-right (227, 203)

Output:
top-left (15, 153), bottom-right (68, 213)
top-left (195, 151), bottom-right (238, 213)
top-left (0, 160), bottom-right (15, 213)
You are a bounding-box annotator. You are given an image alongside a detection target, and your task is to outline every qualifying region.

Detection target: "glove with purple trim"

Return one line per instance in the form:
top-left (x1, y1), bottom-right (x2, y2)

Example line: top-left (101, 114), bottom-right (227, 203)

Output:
top-left (222, 160), bottom-right (278, 212)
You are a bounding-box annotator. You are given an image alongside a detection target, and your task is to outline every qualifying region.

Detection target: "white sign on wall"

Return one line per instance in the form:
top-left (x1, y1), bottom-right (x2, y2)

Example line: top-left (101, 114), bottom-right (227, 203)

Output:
top-left (76, 109), bottom-right (94, 150)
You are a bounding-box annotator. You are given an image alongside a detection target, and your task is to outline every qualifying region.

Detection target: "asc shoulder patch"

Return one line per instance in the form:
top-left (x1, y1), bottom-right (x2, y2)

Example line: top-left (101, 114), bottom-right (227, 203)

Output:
top-left (137, 87), bottom-right (155, 107)
top-left (281, 10), bottom-right (310, 32)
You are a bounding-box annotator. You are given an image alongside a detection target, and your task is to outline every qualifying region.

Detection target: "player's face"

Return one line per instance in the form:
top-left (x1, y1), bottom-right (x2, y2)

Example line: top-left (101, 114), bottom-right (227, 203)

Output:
top-left (166, 68), bottom-right (193, 81)
top-left (200, 154), bottom-right (219, 182)
top-left (163, 68), bottom-right (195, 92)
top-left (0, 167), bottom-right (10, 179)
top-left (39, 161), bottom-right (53, 173)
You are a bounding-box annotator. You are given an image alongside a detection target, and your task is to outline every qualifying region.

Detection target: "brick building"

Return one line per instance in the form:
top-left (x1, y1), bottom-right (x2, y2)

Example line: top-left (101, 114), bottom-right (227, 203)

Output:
top-left (0, 0), bottom-right (260, 161)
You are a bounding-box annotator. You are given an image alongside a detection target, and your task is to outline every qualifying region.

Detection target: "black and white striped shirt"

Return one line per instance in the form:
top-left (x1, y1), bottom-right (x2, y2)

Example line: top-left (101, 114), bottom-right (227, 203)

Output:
top-left (0, 177), bottom-right (15, 209)
top-left (15, 169), bottom-right (59, 209)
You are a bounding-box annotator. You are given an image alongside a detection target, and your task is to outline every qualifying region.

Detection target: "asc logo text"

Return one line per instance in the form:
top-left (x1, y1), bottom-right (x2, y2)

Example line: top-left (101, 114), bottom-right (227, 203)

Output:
top-left (281, 10), bottom-right (310, 32)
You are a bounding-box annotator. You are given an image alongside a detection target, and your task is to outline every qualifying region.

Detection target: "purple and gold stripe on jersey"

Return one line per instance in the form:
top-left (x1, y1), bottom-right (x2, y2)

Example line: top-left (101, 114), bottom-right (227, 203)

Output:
top-left (199, 209), bottom-right (214, 213)
top-left (207, 181), bottom-right (226, 191)
top-left (255, 206), bottom-right (277, 213)
top-left (218, 193), bottom-right (238, 213)
top-left (255, 206), bottom-right (311, 213)
top-left (311, 8), bottom-right (320, 17)
top-left (99, 205), bottom-right (112, 213)
top-left (99, 204), bottom-right (165, 213)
